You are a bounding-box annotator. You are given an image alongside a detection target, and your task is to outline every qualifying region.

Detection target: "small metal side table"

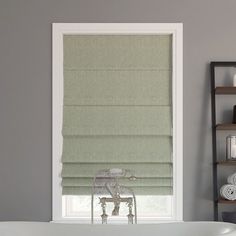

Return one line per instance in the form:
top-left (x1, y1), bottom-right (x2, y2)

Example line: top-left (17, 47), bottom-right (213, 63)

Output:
top-left (91, 168), bottom-right (137, 224)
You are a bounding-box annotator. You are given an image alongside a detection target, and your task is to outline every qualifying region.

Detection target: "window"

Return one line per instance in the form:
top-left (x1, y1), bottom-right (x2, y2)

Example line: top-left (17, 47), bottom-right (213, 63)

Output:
top-left (53, 23), bottom-right (183, 223)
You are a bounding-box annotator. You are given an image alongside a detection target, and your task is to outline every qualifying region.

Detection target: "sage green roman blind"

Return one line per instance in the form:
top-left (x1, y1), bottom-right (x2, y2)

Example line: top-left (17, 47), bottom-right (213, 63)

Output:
top-left (62, 35), bottom-right (173, 195)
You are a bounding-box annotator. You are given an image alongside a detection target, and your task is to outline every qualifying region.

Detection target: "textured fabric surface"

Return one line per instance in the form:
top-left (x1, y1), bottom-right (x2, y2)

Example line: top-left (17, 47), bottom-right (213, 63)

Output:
top-left (62, 136), bottom-right (172, 163)
top-left (63, 106), bottom-right (172, 136)
top-left (64, 35), bottom-right (171, 69)
top-left (62, 35), bottom-right (172, 195)
top-left (62, 163), bottom-right (172, 178)
top-left (64, 70), bottom-right (171, 106)
top-left (63, 186), bottom-right (172, 195)
top-left (62, 177), bottom-right (172, 187)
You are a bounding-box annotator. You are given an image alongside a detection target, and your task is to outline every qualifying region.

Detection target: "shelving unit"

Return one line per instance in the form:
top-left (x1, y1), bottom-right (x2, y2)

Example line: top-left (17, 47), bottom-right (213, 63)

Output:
top-left (210, 61), bottom-right (236, 221)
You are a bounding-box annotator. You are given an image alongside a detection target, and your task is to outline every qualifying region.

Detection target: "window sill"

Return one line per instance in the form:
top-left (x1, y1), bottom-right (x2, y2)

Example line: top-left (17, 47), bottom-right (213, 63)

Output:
top-left (51, 218), bottom-right (183, 224)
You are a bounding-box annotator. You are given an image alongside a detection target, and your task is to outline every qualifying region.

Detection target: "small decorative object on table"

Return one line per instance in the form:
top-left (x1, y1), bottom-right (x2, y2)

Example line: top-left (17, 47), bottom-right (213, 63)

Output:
top-left (226, 135), bottom-right (236, 160)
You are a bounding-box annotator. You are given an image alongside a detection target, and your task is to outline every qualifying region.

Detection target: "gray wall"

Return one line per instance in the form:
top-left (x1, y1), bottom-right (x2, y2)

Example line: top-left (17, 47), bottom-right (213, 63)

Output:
top-left (1, 0), bottom-right (236, 222)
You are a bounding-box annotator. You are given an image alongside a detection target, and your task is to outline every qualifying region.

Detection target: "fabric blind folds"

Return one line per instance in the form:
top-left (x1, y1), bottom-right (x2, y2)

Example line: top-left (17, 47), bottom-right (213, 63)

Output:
top-left (62, 35), bottom-right (173, 195)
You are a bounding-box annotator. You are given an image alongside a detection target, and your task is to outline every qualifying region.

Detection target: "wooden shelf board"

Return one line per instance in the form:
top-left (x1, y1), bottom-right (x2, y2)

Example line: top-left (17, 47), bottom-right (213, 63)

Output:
top-left (216, 124), bottom-right (236, 130)
top-left (217, 160), bottom-right (236, 165)
top-left (215, 87), bottom-right (236, 94)
top-left (218, 199), bottom-right (236, 204)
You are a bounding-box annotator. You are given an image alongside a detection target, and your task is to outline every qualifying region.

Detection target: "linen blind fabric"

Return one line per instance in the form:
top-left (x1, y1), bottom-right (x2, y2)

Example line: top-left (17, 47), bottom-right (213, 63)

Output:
top-left (62, 35), bottom-right (173, 195)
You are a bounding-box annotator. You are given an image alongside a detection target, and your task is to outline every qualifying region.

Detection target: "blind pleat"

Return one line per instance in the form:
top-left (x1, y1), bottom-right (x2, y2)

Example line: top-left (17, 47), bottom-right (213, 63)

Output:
top-left (63, 187), bottom-right (172, 195)
top-left (61, 163), bottom-right (172, 178)
top-left (64, 70), bottom-right (171, 106)
top-left (63, 106), bottom-right (172, 136)
top-left (62, 177), bottom-right (172, 187)
top-left (62, 136), bottom-right (172, 163)
top-left (64, 35), bottom-right (171, 70)
top-left (62, 35), bottom-right (172, 196)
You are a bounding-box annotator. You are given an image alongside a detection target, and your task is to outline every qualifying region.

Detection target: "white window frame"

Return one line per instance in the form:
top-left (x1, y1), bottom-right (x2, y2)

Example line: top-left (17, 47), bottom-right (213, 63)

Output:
top-left (52, 23), bottom-right (183, 223)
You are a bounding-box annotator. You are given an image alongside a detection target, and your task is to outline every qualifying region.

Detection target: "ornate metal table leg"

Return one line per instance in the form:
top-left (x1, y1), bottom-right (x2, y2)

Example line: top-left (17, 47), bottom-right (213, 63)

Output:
top-left (112, 200), bottom-right (120, 216)
top-left (100, 198), bottom-right (108, 224)
top-left (127, 199), bottom-right (134, 224)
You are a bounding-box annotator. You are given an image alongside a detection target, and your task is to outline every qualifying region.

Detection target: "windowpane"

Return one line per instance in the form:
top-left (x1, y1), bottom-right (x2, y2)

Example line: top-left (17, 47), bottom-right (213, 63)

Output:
top-left (63, 195), bottom-right (172, 219)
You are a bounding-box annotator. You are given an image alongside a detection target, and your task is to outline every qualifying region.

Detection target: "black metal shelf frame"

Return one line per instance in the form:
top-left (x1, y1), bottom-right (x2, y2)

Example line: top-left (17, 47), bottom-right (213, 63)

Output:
top-left (210, 61), bottom-right (236, 221)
